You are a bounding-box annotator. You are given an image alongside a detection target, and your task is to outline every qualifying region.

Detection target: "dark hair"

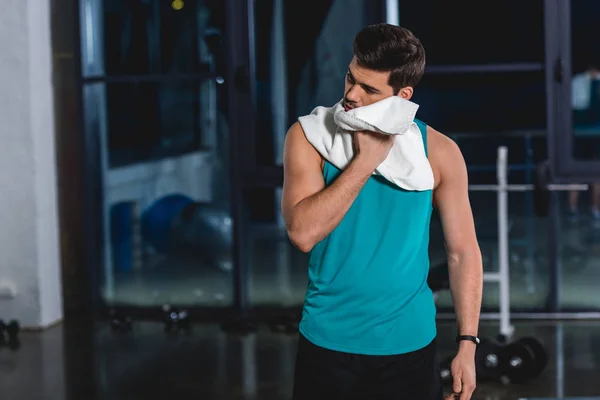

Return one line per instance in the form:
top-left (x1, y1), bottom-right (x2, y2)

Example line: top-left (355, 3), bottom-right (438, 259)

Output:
top-left (353, 23), bottom-right (426, 94)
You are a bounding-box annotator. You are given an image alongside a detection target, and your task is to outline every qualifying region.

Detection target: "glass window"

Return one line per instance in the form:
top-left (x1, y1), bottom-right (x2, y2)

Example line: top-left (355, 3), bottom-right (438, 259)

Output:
top-left (82, 80), bottom-right (233, 307)
top-left (80, 0), bottom-right (233, 307)
top-left (244, 187), bottom-right (309, 306)
top-left (433, 190), bottom-right (552, 312)
top-left (558, 0), bottom-right (600, 311)
top-left (557, 205), bottom-right (600, 310)
top-left (99, 0), bottom-right (226, 76)
top-left (399, 0), bottom-right (545, 65)
top-left (252, 0), bottom-right (384, 168)
top-left (247, 0), bottom-right (383, 307)
top-left (569, 0), bottom-right (600, 162)
top-left (103, 79), bottom-right (225, 168)
top-left (433, 133), bottom-right (551, 312)
top-left (413, 71), bottom-right (547, 133)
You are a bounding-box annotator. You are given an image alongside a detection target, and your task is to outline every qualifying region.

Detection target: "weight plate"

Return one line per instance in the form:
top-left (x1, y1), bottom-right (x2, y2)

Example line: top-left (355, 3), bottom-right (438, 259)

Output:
top-left (475, 338), bottom-right (504, 381)
top-left (517, 337), bottom-right (548, 378)
top-left (502, 341), bottom-right (537, 384)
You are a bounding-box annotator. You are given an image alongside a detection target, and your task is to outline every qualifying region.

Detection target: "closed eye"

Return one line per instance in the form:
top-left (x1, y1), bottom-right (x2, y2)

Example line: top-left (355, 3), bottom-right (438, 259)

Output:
top-left (346, 71), bottom-right (381, 95)
top-left (362, 86), bottom-right (377, 95)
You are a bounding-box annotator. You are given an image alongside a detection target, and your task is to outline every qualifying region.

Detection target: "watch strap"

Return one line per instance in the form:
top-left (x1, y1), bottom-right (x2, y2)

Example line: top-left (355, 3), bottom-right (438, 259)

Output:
top-left (456, 335), bottom-right (480, 345)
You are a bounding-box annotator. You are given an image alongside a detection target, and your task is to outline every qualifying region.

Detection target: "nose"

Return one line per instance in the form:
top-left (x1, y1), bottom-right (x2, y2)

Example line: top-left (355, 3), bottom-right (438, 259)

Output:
top-left (345, 85), bottom-right (361, 104)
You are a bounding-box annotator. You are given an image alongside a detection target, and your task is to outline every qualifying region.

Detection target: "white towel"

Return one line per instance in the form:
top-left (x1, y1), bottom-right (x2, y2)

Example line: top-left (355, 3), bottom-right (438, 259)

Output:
top-left (298, 96), bottom-right (434, 191)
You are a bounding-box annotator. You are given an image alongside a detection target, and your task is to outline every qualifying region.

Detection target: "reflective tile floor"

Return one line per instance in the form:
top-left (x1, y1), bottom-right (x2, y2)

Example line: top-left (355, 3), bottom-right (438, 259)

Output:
top-left (1, 319), bottom-right (599, 399)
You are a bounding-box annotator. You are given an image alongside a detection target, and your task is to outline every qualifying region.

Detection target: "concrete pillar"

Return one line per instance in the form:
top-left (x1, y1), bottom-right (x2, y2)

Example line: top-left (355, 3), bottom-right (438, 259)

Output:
top-left (0, 0), bottom-right (63, 328)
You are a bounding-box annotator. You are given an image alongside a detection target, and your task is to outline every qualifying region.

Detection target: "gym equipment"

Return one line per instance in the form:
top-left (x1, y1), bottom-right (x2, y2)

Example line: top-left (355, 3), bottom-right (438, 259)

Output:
top-left (170, 202), bottom-right (233, 272)
top-left (475, 339), bottom-right (504, 381)
top-left (500, 337), bottom-right (548, 384)
top-left (436, 147), bottom-right (584, 385)
top-left (141, 194), bottom-right (195, 254)
top-left (163, 305), bottom-right (191, 334)
top-left (444, 334), bottom-right (548, 386)
top-left (1, 320), bottom-right (21, 351)
top-left (467, 148), bottom-right (587, 343)
top-left (0, 320), bottom-right (5, 346)
top-left (140, 194), bottom-right (233, 271)
top-left (6, 320), bottom-right (19, 337)
top-left (267, 314), bottom-right (300, 334)
top-left (109, 310), bottom-right (132, 333)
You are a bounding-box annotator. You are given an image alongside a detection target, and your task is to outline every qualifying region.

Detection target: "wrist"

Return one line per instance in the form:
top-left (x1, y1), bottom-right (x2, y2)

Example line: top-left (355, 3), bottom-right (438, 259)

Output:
top-left (456, 334), bottom-right (479, 354)
top-left (457, 340), bottom-right (477, 353)
top-left (352, 153), bottom-right (377, 174)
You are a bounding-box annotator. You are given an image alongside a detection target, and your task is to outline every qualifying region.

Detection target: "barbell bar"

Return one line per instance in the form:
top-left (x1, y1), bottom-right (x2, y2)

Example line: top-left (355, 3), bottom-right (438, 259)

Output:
top-left (469, 184), bottom-right (589, 192)
top-left (467, 157), bottom-right (589, 218)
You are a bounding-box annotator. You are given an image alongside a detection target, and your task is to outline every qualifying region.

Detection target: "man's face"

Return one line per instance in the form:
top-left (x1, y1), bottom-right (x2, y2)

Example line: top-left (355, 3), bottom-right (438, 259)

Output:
top-left (343, 57), bottom-right (412, 111)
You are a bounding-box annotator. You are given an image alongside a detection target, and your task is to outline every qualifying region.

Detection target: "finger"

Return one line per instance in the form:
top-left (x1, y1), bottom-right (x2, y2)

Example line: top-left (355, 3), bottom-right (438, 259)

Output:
top-left (452, 372), bottom-right (462, 394)
top-left (459, 383), bottom-right (475, 400)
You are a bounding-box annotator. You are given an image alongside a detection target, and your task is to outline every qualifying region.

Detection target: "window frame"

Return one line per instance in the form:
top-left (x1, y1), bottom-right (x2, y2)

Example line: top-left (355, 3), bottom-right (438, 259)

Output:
top-left (547, 0), bottom-right (600, 182)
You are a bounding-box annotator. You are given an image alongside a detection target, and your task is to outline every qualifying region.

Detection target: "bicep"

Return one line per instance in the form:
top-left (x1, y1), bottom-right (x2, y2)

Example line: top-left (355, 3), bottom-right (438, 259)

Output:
top-left (281, 122), bottom-right (325, 221)
top-left (433, 145), bottom-right (478, 255)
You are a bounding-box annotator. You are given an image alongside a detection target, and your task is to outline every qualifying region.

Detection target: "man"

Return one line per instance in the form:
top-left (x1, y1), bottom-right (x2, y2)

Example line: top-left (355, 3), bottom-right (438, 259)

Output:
top-left (282, 24), bottom-right (483, 400)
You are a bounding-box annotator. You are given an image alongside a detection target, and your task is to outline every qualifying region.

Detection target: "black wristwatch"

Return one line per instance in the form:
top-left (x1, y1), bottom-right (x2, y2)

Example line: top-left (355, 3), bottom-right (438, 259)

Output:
top-left (456, 335), bottom-right (480, 345)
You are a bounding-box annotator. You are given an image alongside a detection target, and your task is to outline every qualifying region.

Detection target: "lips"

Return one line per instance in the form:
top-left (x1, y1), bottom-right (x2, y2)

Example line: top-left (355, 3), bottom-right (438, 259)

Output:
top-left (343, 103), bottom-right (355, 111)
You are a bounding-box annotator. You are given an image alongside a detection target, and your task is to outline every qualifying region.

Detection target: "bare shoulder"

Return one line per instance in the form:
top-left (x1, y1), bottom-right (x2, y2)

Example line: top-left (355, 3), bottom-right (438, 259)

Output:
top-left (283, 122), bottom-right (323, 170)
top-left (284, 121), bottom-right (307, 150)
top-left (426, 126), bottom-right (467, 188)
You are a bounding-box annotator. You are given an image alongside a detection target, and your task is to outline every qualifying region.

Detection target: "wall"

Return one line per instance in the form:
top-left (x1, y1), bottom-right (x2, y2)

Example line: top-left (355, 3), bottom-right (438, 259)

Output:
top-left (0, 0), bottom-right (63, 328)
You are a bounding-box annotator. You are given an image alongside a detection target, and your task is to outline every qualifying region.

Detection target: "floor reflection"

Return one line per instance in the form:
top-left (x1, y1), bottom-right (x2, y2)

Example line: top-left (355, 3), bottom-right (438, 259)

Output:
top-left (1, 319), bottom-right (599, 399)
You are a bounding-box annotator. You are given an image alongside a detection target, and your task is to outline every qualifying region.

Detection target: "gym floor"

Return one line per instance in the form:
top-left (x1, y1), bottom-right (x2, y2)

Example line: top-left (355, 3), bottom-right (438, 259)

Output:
top-left (51, 186), bottom-right (599, 399)
top-left (1, 319), bottom-right (599, 399)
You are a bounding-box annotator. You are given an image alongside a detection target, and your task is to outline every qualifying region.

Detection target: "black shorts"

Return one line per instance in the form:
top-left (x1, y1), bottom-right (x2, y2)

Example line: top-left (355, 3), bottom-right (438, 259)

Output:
top-left (292, 334), bottom-right (444, 400)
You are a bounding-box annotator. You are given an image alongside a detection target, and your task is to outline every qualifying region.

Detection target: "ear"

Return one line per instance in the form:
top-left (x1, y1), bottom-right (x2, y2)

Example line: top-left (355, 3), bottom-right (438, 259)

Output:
top-left (397, 87), bottom-right (413, 100)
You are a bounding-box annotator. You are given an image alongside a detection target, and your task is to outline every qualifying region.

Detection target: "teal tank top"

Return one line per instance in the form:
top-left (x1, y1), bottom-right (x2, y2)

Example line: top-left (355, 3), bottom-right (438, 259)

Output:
top-left (298, 119), bottom-right (436, 356)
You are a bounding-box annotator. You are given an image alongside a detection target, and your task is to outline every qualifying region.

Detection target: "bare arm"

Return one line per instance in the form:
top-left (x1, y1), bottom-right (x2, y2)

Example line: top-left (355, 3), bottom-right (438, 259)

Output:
top-left (431, 130), bottom-right (482, 398)
top-left (281, 122), bottom-right (389, 252)
top-left (432, 131), bottom-right (483, 343)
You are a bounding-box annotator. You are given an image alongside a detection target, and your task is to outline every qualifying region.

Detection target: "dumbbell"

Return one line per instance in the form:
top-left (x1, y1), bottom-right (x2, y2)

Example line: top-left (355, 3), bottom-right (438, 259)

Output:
top-left (0, 320), bottom-right (21, 351)
top-left (109, 310), bottom-right (132, 333)
top-left (163, 305), bottom-right (191, 334)
top-left (474, 338), bottom-right (505, 382)
top-left (267, 315), bottom-right (299, 334)
top-left (441, 338), bottom-right (503, 384)
top-left (0, 320), bottom-right (6, 345)
top-left (6, 321), bottom-right (20, 350)
top-left (500, 337), bottom-right (548, 384)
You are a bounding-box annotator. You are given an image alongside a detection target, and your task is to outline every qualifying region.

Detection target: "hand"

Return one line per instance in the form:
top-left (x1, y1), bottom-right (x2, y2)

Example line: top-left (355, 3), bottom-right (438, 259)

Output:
top-left (444, 346), bottom-right (477, 400)
top-left (352, 130), bottom-right (395, 171)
